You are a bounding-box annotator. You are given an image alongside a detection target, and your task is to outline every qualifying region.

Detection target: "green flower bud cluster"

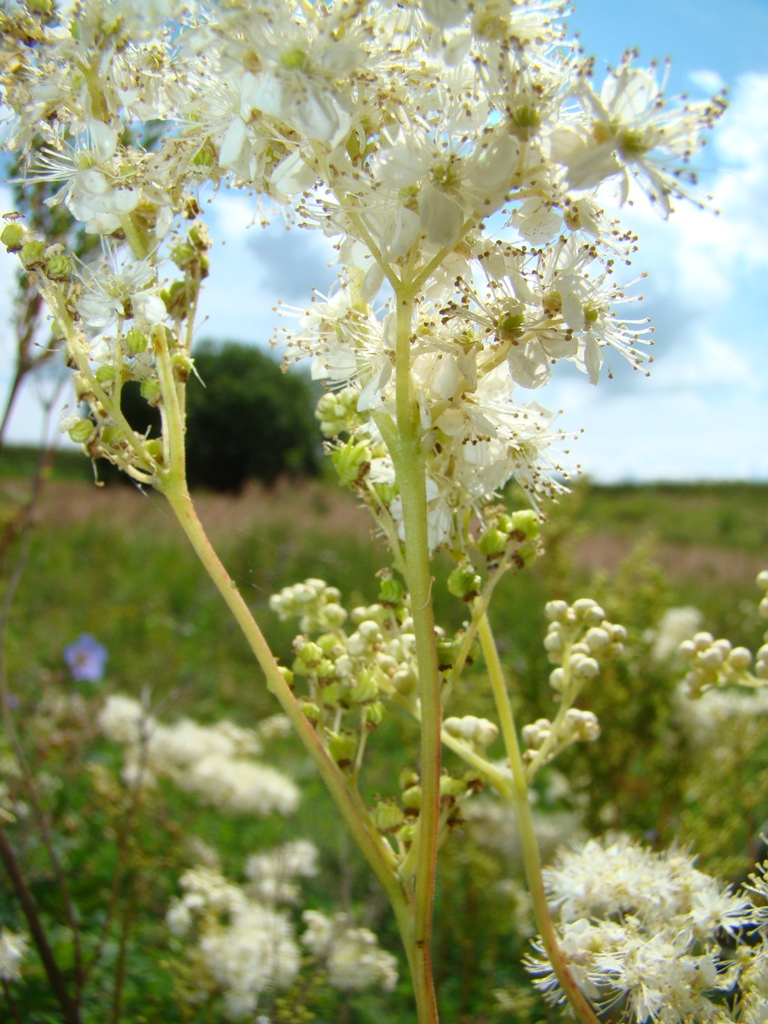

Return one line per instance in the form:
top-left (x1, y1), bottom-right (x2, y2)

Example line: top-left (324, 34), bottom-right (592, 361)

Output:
top-left (2, 223), bottom-right (74, 281)
top-left (269, 579), bottom-right (348, 634)
top-left (373, 766), bottom-right (484, 851)
top-left (476, 507), bottom-right (541, 569)
top-left (678, 632), bottom-right (757, 697)
top-left (543, 598), bottom-right (626, 695)
top-left (443, 715), bottom-right (498, 749)
top-left (270, 580), bottom-right (421, 768)
top-left (316, 388), bottom-right (364, 438)
top-left (521, 707), bottom-right (600, 766)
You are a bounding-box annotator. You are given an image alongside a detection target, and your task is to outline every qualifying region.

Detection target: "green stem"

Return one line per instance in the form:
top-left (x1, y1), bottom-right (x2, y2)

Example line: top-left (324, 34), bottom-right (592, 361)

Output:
top-left (477, 614), bottom-right (601, 1024)
top-left (377, 284), bottom-right (441, 1024)
top-left (161, 484), bottom-right (404, 914)
top-left (152, 343), bottom-right (411, 953)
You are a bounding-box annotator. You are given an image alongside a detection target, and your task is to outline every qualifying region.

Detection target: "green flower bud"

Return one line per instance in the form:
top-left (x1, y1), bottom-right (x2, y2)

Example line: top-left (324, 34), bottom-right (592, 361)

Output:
top-left (45, 253), bottom-right (72, 279)
top-left (278, 665), bottom-right (295, 688)
top-left (171, 353), bottom-right (194, 382)
top-left (477, 528), bottom-right (507, 558)
top-left (321, 682), bottom-right (342, 708)
top-left (515, 542), bottom-right (539, 568)
top-left (379, 576), bottom-right (406, 606)
top-left (161, 280), bottom-right (188, 318)
top-left (348, 670), bottom-right (378, 704)
top-left (332, 439), bottom-right (371, 486)
top-left (447, 565), bottom-right (481, 601)
top-left (392, 666), bottom-right (418, 695)
top-left (144, 439), bottom-right (165, 464)
top-left (398, 822), bottom-right (417, 845)
top-left (295, 641), bottom-right (324, 670)
top-left (20, 239), bottom-right (46, 269)
top-left (100, 425), bottom-right (123, 447)
top-left (510, 509), bottom-right (540, 541)
top-left (363, 701), bottom-right (386, 729)
top-left (436, 636), bottom-right (459, 672)
top-left (95, 364), bottom-right (116, 383)
top-left (140, 378), bottom-right (162, 406)
top-left (68, 418), bottom-right (96, 444)
top-left (300, 701), bottom-right (320, 724)
top-left (171, 242), bottom-right (196, 270)
top-left (371, 800), bottom-right (405, 834)
top-left (439, 775), bottom-right (466, 800)
top-left (326, 731), bottom-right (357, 768)
top-left (124, 327), bottom-right (148, 354)
top-left (1, 223), bottom-right (25, 252)
top-left (402, 785), bottom-right (422, 811)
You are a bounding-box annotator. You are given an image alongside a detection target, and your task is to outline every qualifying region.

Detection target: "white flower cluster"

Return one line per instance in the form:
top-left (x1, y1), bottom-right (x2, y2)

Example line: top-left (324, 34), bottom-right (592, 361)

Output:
top-left (647, 606), bottom-right (704, 663)
top-left (302, 910), bottom-right (398, 993)
top-left (0, 0), bottom-right (723, 538)
top-left (98, 694), bottom-right (299, 816)
top-left (526, 835), bottom-right (768, 1024)
top-left (167, 859), bottom-right (302, 1021)
top-left (167, 842), bottom-right (397, 1018)
top-left (0, 927), bottom-right (28, 983)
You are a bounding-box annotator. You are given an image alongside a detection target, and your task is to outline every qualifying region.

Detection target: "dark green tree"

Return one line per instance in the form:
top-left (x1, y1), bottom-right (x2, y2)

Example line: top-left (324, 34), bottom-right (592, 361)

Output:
top-left (184, 341), bottom-right (322, 491)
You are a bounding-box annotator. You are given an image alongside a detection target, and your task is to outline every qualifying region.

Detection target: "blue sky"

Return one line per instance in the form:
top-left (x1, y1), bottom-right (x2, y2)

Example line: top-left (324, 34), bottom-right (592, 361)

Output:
top-left (1, 0), bottom-right (766, 482)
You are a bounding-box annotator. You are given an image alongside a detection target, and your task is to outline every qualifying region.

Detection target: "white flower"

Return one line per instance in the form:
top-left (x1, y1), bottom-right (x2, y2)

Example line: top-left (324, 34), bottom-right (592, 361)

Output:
top-left (0, 929), bottom-right (28, 983)
top-left (76, 254), bottom-right (162, 331)
top-left (301, 911), bottom-right (398, 992)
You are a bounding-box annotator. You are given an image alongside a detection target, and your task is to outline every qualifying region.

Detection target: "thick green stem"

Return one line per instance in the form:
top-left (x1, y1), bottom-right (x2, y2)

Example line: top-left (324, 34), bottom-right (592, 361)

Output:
top-left (376, 284), bottom-right (441, 1024)
top-left (478, 614), bottom-right (601, 1024)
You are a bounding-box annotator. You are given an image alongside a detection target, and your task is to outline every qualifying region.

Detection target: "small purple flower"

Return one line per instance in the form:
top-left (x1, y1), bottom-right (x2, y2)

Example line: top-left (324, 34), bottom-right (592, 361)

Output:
top-left (63, 634), bottom-right (108, 683)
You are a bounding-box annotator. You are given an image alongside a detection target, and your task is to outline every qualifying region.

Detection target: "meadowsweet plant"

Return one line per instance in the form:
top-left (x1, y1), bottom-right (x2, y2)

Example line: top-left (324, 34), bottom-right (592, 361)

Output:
top-left (0, 0), bottom-right (750, 1020)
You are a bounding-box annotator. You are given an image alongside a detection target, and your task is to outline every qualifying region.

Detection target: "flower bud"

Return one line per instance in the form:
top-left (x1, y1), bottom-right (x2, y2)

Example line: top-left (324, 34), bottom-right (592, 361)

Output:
top-left (1, 223), bottom-right (25, 252)
top-left (326, 731), bottom-right (357, 768)
top-left (68, 418), bottom-right (96, 444)
top-left (372, 800), bottom-right (404, 834)
top-left (549, 667), bottom-right (565, 691)
top-left (544, 600), bottom-right (569, 622)
top-left (510, 509), bottom-right (540, 541)
top-left (348, 670), bottom-right (378, 704)
top-left (46, 253), bottom-right (72, 279)
top-left (392, 666), bottom-right (418, 695)
top-left (332, 439), bottom-right (371, 486)
top-left (402, 785), bottom-right (422, 811)
top-left (439, 775), bottom-right (466, 800)
top-left (300, 701), bottom-right (320, 724)
top-left (171, 354), bottom-right (194, 382)
top-left (477, 528), bottom-right (508, 558)
top-left (727, 647), bottom-right (752, 672)
top-left (447, 565), bottom-right (481, 601)
top-left (20, 239), bottom-right (46, 268)
top-left (363, 701), bottom-right (386, 729)
top-left (125, 327), bottom-right (148, 354)
top-left (140, 378), bottom-right (162, 405)
top-left (379, 576), bottom-right (406, 606)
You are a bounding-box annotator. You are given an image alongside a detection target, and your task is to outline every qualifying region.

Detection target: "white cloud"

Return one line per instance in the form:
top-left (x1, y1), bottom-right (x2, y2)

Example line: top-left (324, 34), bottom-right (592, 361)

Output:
top-left (688, 69), bottom-right (725, 94)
